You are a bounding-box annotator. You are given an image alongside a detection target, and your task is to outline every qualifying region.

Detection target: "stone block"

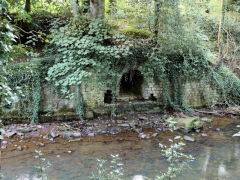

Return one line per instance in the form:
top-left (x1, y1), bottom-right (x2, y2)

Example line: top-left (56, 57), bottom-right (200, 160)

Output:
top-left (85, 111), bottom-right (94, 119)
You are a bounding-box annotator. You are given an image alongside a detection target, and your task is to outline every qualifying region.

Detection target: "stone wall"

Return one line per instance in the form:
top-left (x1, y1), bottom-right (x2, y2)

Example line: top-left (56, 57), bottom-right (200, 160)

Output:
top-left (185, 81), bottom-right (218, 107)
top-left (39, 71), bottom-right (218, 118)
top-left (5, 69), bottom-right (219, 122)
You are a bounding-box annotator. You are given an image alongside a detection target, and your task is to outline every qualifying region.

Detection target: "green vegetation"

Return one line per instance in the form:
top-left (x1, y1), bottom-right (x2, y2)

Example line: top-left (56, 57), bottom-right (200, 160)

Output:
top-left (34, 150), bottom-right (51, 180)
top-left (0, 0), bottom-right (239, 120)
top-left (1, 1), bottom-right (240, 179)
top-left (120, 27), bottom-right (152, 39)
top-left (91, 154), bottom-right (124, 180)
top-left (91, 137), bottom-right (194, 180)
top-left (156, 137), bottom-right (195, 180)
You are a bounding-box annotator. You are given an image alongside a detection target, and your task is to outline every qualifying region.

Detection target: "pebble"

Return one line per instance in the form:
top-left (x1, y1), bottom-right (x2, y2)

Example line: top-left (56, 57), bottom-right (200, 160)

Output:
top-left (49, 138), bottom-right (56, 143)
top-left (201, 118), bottom-right (212, 123)
top-left (132, 175), bottom-right (145, 180)
top-left (201, 133), bottom-right (208, 137)
top-left (37, 125), bottom-right (42, 129)
top-left (119, 124), bottom-right (130, 129)
top-left (139, 116), bottom-right (148, 121)
top-left (184, 135), bottom-right (195, 142)
top-left (68, 150), bottom-right (72, 154)
top-left (179, 128), bottom-right (190, 134)
top-left (38, 143), bottom-right (45, 147)
top-left (152, 133), bottom-right (158, 138)
top-left (5, 132), bottom-right (16, 138)
top-left (17, 146), bottom-right (23, 151)
top-left (50, 131), bottom-right (59, 138)
top-left (196, 129), bottom-right (201, 133)
top-left (233, 132), bottom-right (240, 137)
top-left (72, 132), bottom-right (81, 138)
top-left (138, 133), bottom-right (150, 139)
top-left (216, 128), bottom-right (221, 131)
top-left (2, 141), bottom-right (8, 145)
top-left (1, 145), bottom-right (7, 149)
top-left (236, 125), bottom-right (240, 128)
top-left (88, 133), bottom-right (95, 137)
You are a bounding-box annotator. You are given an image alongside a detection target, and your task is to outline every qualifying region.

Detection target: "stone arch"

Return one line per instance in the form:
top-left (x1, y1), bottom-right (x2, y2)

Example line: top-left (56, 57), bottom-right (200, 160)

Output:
top-left (118, 70), bottom-right (144, 99)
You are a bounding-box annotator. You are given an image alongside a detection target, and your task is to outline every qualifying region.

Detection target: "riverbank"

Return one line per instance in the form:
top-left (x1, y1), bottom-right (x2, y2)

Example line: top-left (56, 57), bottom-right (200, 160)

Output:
top-left (2, 106), bottom-right (240, 153)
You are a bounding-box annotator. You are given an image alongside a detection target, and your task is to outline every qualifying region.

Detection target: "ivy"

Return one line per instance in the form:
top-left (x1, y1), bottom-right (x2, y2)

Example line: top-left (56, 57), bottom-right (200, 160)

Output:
top-left (8, 0), bottom-right (238, 119)
top-left (46, 18), bottom-right (131, 115)
top-left (6, 62), bottom-right (42, 123)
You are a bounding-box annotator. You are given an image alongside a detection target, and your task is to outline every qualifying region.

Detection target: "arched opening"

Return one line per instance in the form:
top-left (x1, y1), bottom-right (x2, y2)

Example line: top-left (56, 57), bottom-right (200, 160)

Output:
top-left (119, 70), bottom-right (143, 99)
top-left (104, 90), bottom-right (112, 104)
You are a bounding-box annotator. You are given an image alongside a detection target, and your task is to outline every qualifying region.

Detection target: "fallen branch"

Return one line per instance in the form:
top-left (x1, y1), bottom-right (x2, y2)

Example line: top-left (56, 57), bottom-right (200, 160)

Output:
top-left (194, 109), bottom-right (223, 116)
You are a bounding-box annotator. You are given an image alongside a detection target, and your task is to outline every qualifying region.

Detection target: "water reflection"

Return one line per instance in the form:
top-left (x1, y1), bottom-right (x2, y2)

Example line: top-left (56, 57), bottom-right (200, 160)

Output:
top-left (234, 143), bottom-right (240, 157)
top-left (218, 162), bottom-right (230, 180)
top-left (201, 147), bottom-right (211, 179)
top-left (2, 117), bottom-right (240, 180)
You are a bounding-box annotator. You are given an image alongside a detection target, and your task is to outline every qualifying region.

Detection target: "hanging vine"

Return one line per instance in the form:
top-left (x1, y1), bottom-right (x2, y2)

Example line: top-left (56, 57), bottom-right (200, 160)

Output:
top-left (6, 63), bottom-right (42, 123)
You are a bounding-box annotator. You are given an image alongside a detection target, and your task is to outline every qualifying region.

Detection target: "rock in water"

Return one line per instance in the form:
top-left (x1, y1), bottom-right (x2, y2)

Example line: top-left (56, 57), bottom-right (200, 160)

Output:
top-left (50, 130), bottom-right (59, 138)
top-left (1, 145), bottom-right (7, 149)
top-left (5, 131), bottom-right (16, 138)
top-left (184, 135), bottom-right (195, 142)
top-left (138, 133), bottom-right (150, 139)
top-left (88, 133), bottom-right (95, 137)
top-left (18, 128), bottom-right (31, 133)
top-left (233, 132), bottom-right (240, 137)
top-left (177, 117), bottom-right (204, 130)
top-left (201, 117), bottom-right (212, 123)
top-left (201, 133), bottom-right (208, 137)
top-left (2, 141), bottom-right (7, 145)
top-left (72, 132), bottom-right (81, 138)
top-left (132, 175), bottom-right (144, 180)
top-left (39, 143), bottom-right (45, 147)
top-left (17, 146), bottom-right (23, 151)
top-left (152, 133), bottom-right (158, 138)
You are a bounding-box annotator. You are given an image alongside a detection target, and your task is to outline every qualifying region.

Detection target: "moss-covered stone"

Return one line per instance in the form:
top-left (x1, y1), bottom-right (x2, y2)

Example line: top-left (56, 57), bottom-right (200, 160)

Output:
top-left (18, 128), bottom-right (32, 133)
top-left (177, 117), bottom-right (204, 130)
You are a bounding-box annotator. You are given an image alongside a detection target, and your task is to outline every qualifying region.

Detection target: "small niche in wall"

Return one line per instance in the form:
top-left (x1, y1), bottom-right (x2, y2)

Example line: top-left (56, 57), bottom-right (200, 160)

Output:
top-left (104, 90), bottom-right (113, 104)
top-left (149, 94), bottom-right (157, 101)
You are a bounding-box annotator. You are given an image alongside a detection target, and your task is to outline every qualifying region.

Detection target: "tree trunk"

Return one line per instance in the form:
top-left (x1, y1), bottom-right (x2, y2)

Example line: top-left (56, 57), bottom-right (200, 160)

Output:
top-left (154, 0), bottom-right (160, 39)
top-left (25, 0), bottom-right (31, 13)
top-left (217, 0), bottom-right (225, 64)
top-left (90, 0), bottom-right (105, 19)
top-left (70, 0), bottom-right (79, 18)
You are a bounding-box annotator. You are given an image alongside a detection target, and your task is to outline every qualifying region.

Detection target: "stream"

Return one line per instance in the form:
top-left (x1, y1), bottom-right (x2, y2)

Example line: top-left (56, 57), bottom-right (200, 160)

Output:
top-left (2, 116), bottom-right (240, 180)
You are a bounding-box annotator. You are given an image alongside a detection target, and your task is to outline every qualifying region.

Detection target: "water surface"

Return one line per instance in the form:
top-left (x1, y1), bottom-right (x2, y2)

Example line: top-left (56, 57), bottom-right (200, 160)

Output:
top-left (2, 117), bottom-right (240, 180)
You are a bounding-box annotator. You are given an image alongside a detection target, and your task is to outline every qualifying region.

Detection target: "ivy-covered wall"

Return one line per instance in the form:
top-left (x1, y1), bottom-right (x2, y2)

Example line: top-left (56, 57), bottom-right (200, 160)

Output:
top-left (39, 69), bottom-right (218, 119)
top-left (2, 62), bottom-right (219, 124)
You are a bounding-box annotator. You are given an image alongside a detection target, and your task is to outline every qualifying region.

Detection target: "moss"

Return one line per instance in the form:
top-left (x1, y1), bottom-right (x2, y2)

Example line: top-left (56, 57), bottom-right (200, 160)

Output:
top-left (120, 27), bottom-right (152, 39)
top-left (177, 117), bottom-right (204, 130)
top-left (18, 128), bottom-right (31, 133)
top-left (57, 105), bottom-right (75, 113)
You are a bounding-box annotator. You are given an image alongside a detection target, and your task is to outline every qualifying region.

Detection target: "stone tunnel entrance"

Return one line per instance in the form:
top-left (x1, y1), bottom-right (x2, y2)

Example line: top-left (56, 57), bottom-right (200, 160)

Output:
top-left (119, 70), bottom-right (143, 101)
